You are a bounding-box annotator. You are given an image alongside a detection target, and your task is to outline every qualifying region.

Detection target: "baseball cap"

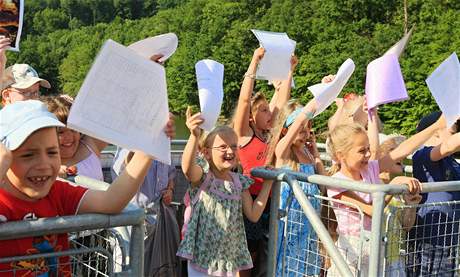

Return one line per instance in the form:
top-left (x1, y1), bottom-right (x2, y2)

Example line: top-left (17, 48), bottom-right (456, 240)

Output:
top-left (0, 64), bottom-right (51, 91)
top-left (416, 111), bottom-right (442, 133)
top-left (0, 100), bottom-right (64, 150)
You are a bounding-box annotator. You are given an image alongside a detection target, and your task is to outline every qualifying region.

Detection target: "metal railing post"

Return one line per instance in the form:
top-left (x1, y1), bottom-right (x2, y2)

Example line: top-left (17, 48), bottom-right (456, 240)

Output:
top-left (128, 220), bottom-right (145, 276)
top-left (285, 175), bottom-right (353, 277)
top-left (368, 192), bottom-right (385, 277)
top-left (267, 179), bottom-right (281, 277)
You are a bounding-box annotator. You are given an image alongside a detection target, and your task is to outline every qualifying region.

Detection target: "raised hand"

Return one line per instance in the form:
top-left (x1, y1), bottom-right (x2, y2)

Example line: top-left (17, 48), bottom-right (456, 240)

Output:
top-left (290, 55), bottom-right (298, 70)
top-left (252, 47), bottom-right (265, 63)
top-left (321, 74), bottom-right (335, 84)
top-left (391, 176), bottom-right (422, 194)
top-left (186, 106), bottom-right (204, 137)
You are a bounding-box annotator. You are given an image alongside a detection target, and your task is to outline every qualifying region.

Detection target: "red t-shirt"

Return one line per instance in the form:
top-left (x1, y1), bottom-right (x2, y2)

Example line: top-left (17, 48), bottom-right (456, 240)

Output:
top-left (0, 180), bottom-right (88, 276)
top-left (238, 134), bottom-right (268, 195)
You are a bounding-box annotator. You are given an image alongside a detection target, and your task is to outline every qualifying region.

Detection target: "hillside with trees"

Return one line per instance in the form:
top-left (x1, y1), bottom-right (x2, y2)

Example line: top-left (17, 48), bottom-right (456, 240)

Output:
top-left (6, 0), bottom-right (460, 135)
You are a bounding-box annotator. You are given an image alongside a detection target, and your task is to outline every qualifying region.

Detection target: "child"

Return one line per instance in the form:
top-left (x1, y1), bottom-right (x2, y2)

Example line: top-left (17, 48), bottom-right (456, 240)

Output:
top-left (177, 107), bottom-right (272, 276)
top-left (325, 115), bottom-right (446, 276)
top-left (233, 48), bottom-right (296, 275)
top-left (406, 112), bottom-right (460, 276)
top-left (377, 134), bottom-right (422, 276)
top-left (42, 95), bottom-right (107, 180)
top-left (0, 100), bottom-right (154, 276)
top-left (266, 98), bottom-right (324, 276)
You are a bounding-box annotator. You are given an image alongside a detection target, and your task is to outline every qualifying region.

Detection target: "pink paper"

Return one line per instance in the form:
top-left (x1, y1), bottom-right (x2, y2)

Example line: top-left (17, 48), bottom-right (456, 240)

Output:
top-left (365, 54), bottom-right (408, 109)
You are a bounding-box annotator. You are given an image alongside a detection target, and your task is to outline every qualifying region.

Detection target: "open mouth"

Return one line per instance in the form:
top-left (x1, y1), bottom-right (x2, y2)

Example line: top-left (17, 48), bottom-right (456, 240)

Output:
top-left (28, 176), bottom-right (51, 186)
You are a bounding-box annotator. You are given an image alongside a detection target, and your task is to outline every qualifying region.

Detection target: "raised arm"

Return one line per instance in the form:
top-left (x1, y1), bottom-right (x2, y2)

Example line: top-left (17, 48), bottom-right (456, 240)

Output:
top-left (181, 106), bottom-right (204, 186)
top-left (327, 98), bottom-right (345, 131)
top-left (275, 100), bottom-right (317, 163)
top-left (0, 36), bottom-right (9, 82)
top-left (367, 107), bottom-right (380, 160)
top-left (379, 115), bottom-right (446, 172)
top-left (269, 55), bottom-right (298, 119)
top-left (234, 48), bottom-right (264, 139)
top-left (430, 131), bottom-right (460, 161)
top-left (78, 150), bottom-right (152, 214)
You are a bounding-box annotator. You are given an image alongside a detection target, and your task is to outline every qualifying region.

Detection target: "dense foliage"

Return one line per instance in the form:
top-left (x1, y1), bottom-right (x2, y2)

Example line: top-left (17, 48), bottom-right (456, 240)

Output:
top-left (6, 0), bottom-right (459, 135)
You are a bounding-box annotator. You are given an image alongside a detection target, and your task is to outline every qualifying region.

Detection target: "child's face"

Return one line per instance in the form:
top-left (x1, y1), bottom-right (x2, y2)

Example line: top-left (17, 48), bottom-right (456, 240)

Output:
top-left (340, 132), bottom-right (371, 173)
top-left (205, 132), bottom-right (238, 172)
top-left (252, 100), bottom-right (272, 131)
top-left (57, 127), bottom-right (81, 159)
top-left (6, 128), bottom-right (60, 201)
top-left (293, 122), bottom-right (311, 147)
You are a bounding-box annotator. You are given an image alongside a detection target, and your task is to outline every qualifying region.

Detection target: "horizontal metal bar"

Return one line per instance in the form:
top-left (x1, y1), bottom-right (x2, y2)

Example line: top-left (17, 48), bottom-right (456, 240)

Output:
top-left (0, 209), bottom-right (145, 240)
top-left (251, 167), bottom-right (460, 194)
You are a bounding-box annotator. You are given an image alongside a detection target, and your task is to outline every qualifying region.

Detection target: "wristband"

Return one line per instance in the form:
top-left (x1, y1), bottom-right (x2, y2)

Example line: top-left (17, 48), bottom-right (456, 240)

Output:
top-left (244, 72), bottom-right (256, 80)
top-left (303, 110), bottom-right (315, 120)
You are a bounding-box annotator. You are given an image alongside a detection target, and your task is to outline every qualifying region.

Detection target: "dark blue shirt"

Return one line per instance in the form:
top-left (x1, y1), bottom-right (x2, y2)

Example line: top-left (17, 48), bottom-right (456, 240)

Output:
top-left (411, 146), bottom-right (460, 246)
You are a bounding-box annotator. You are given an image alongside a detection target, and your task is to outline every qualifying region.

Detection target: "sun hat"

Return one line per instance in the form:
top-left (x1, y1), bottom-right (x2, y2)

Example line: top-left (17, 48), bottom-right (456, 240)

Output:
top-left (284, 107), bottom-right (304, 128)
top-left (0, 64), bottom-right (51, 91)
top-left (0, 100), bottom-right (64, 150)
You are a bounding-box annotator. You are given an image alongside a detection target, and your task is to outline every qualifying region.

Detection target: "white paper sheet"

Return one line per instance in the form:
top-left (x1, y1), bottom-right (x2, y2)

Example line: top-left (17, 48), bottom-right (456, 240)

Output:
top-left (384, 27), bottom-right (414, 58)
top-left (128, 33), bottom-right (178, 63)
top-left (308, 59), bottom-right (355, 117)
top-left (251, 29), bottom-right (296, 81)
top-left (68, 39), bottom-right (171, 164)
top-left (426, 52), bottom-right (460, 128)
top-left (196, 59), bottom-right (224, 131)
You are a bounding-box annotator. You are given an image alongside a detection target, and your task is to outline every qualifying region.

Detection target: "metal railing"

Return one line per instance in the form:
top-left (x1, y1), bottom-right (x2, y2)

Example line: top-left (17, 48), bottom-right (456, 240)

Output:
top-left (251, 167), bottom-right (460, 277)
top-left (0, 209), bottom-right (145, 276)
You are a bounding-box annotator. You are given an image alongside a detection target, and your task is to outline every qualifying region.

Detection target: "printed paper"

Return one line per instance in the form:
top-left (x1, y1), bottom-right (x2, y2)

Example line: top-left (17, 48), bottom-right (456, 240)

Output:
top-left (128, 33), bottom-right (178, 63)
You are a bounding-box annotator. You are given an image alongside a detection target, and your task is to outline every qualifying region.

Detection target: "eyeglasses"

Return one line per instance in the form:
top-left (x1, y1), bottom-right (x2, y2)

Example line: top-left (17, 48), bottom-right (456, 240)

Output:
top-left (208, 144), bottom-right (238, 152)
top-left (13, 88), bottom-right (40, 98)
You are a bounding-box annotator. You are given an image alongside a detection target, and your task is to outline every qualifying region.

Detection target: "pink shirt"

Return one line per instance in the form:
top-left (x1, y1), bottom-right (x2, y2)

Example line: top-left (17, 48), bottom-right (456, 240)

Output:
top-left (327, 160), bottom-right (381, 236)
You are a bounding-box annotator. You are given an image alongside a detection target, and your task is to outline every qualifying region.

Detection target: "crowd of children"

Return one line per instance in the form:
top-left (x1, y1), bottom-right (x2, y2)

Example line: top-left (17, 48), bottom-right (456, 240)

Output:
top-left (0, 29), bottom-right (459, 277)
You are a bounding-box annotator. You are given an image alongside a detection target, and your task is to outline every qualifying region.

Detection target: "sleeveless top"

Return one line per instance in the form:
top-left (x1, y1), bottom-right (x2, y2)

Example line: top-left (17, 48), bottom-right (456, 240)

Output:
top-left (75, 140), bottom-right (104, 181)
top-left (177, 171), bottom-right (253, 276)
top-left (277, 163), bottom-right (321, 276)
top-left (238, 133), bottom-right (268, 195)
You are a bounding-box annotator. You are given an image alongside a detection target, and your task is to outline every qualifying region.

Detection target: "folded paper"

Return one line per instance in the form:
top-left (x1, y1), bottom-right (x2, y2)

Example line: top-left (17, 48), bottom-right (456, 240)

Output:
top-left (426, 52), bottom-right (460, 128)
top-left (251, 29), bottom-right (296, 81)
top-left (128, 33), bottom-right (178, 63)
top-left (68, 39), bottom-right (171, 164)
top-left (308, 58), bottom-right (355, 117)
top-left (384, 27), bottom-right (414, 58)
top-left (196, 59), bottom-right (224, 131)
top-left (365, 54), bottom-right (408, 110)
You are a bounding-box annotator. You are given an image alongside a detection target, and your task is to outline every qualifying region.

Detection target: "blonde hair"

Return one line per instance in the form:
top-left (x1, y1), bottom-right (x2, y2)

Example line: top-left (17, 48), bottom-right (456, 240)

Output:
top-left (326, 123), bottom-right (367, 175)
top-left (265, 100), bottom-right (303, 170)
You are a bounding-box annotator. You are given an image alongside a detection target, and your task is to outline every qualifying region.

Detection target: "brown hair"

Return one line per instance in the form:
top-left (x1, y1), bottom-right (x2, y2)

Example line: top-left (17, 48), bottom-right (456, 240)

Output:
top-left (40, 95), bottom-right (73, 124)
top-left (326, 123), bottom-right (367, 175)
top-left (265, 100), bottom-right (302, 169)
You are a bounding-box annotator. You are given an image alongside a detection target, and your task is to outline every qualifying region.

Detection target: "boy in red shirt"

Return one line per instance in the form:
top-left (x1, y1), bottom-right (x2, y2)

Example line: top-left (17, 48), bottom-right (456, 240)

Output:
top-left (0, 100), bottom-right (161, 276)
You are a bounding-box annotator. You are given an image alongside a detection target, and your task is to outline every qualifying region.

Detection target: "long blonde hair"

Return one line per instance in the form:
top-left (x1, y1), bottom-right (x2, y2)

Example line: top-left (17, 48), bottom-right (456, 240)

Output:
top-left (326, 123), bottom-right (367, 175)
top-left (265, 100), bottom-right (303, 170)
